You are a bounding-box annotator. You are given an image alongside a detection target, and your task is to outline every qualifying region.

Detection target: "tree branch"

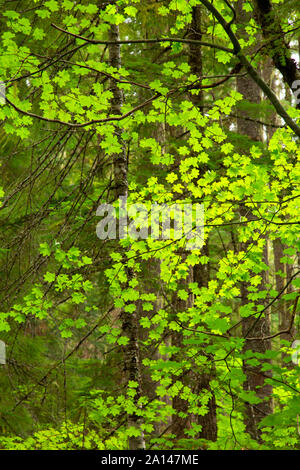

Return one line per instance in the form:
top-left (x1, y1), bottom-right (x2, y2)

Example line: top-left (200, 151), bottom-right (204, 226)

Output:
top-left (252, 0), bottom-right (300, 104)
top-left (4, 94), bottom-right (159, 128)
top-left (199, 0), bottom-right (300, 137)
top-left (51, 23), bottom-right (234, 53)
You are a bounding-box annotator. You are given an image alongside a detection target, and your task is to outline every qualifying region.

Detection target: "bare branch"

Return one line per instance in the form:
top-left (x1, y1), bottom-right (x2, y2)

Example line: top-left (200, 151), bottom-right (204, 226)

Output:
top-left (51, 23), bottom-right (234, 53)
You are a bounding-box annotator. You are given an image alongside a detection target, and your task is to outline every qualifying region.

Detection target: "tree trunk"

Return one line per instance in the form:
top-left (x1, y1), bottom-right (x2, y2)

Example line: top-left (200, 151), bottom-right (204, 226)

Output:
top-left (241, 243), bottom-right (273, 441)
top-left (252, 0), bottom-right (300, 106)
top-left (109, 23), bottom-right (145, 450)
top-left (188, 6), bottom-right (217, 442)
top-left (171, 252), bottom-right (194, 439)
top-left (236, 0), bottom-right (272, 442)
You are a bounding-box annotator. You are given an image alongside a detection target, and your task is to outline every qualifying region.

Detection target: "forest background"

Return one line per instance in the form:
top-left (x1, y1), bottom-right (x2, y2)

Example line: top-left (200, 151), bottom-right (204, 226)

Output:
top-left (0, 0), bottom-right (299, 451)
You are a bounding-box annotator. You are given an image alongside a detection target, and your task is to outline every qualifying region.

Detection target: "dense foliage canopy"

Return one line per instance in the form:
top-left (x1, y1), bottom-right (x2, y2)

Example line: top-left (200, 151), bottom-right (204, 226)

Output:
top-left (0, 0), bottom-right (299, 451)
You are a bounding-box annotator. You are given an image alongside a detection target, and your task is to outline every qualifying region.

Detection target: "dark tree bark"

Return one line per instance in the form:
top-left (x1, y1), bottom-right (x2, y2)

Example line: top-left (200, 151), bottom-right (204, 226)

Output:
top-left (171, 253), bottom-right (194, 439)
top-left (188, 6), bottom-right (218, 442)
top-left (188, 6), bottom-right (204, 113)
top-left (252, 0), bottom-right (300, 108)
top-left (236, 0), bottom-right (273, 442)
top-left (241, 244), bottom-right (273, 441)
top-left (193, 244), bottom-right (217, 442)
top-left (109, 23), bottom-right (145, 450)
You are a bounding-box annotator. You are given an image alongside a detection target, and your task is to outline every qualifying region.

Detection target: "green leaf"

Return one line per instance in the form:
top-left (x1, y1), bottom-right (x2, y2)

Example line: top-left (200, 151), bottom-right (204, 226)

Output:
top-left (39, 242), bottom-right (51, 257)
top-left (44, 272), bottom-right (55, 283)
